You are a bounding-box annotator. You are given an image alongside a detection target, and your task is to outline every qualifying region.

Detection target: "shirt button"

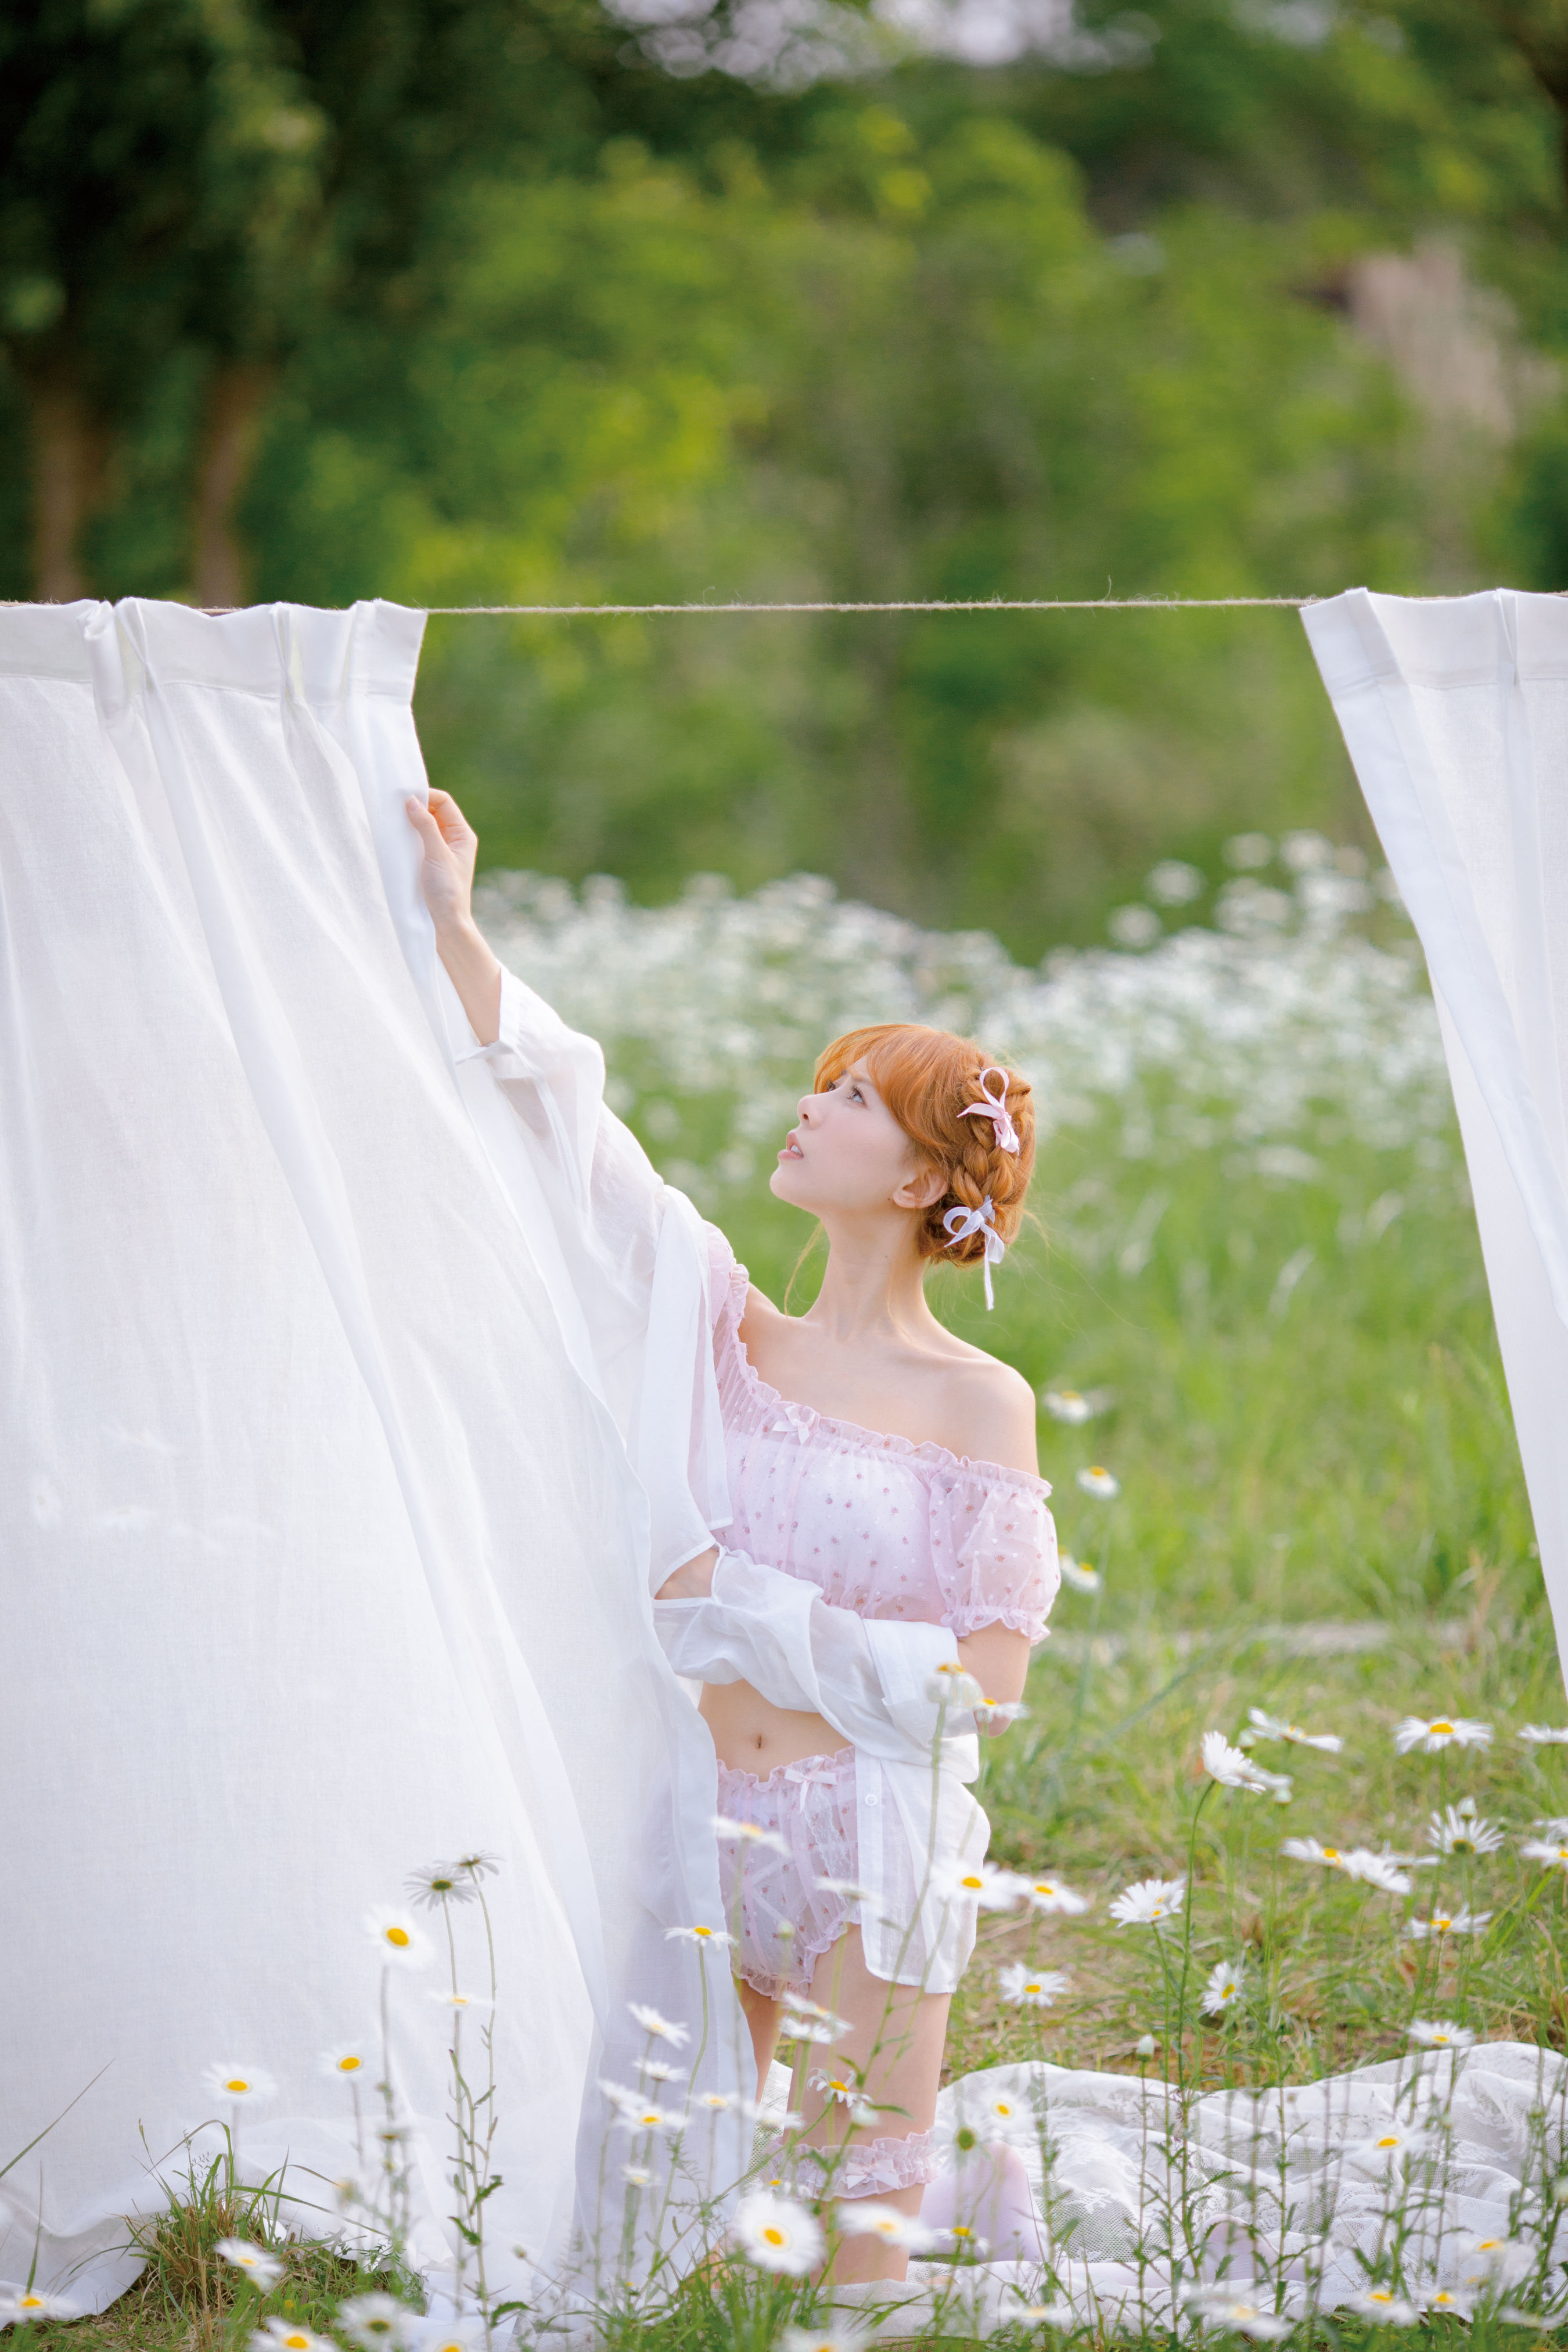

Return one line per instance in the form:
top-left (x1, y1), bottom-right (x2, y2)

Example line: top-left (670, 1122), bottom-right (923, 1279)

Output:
top-left (864, 1792), bottom-right (879, 1806)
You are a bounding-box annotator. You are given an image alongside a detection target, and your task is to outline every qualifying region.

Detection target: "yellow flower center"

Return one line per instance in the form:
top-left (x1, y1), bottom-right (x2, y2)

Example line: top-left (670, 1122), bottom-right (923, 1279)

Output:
top-left (763, 2227), bottom-right (786, 2247)
top-left (337, 2056), bottom-right (362, 2073)
top-left (1369, 2292), bottom-right (1393, 2304)
top-left (283, 2335), bottom-right (310, 2347)
top-left (952, 2225), bottom-right (974, 2238)
top-left (386, 1927), bottom-right (410, 1948)
top-left (995, 2103), bottom-right (1013, 2117)
top-left (1434, 1916), bottom-right (1453, 1930)
top-left (17, 2298), bottom-right (43, 2311)
top-left (961, 1875), bottom-right (983, 1890)
top-left (225, 2078), bottom-right (250, 2094)
top-left (693, 1925), bottom-right (714, 1938)
top-left (1375, 2136), bottom-right (1399, 2149)
top-left (1431, 1721), bottom-right (1454, 1736)
top-left (1089, 1466), bottom-right (1106, 1477)
top-left (1324, 1848), bottom-right (1339, 1860)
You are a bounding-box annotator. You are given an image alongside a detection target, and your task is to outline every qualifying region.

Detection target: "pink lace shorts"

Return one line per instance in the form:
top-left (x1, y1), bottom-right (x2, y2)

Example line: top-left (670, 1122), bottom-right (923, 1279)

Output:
top-left (715, 1747), bottom-right (859, 2001)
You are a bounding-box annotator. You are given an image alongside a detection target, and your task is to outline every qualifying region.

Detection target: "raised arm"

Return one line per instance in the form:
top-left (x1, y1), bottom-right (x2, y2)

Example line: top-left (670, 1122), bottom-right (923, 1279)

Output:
top-left (406, 790), bottom-right (503, 1044)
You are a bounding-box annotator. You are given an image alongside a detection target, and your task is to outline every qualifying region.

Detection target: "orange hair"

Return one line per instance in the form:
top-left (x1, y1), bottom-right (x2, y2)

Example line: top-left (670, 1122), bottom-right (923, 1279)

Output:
top-left (812, 1024), bottom-right (1035, 1271)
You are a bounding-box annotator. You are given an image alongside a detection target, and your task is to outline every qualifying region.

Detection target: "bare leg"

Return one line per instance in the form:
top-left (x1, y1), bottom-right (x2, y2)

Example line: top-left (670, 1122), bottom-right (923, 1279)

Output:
top-left (735, 1976), bottom-right (783, 2104)
top-left (800, 1928), bottom-right (949, 2285)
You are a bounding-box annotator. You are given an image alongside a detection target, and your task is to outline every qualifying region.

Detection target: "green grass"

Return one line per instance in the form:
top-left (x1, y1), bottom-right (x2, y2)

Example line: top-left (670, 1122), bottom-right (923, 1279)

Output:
top-left (33, 1101), bottom-right (1564, 2347)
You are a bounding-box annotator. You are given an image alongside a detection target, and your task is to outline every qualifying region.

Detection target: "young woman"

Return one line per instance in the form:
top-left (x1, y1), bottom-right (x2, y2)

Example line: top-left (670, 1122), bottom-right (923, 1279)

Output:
top-left (407, 787), bottom-right (1060, 2282)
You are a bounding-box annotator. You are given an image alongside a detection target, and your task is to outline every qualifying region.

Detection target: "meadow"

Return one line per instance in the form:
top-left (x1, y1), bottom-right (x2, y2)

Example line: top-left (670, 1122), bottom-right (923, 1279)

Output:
top-left (20, 835), bottom-right (1565, 2350)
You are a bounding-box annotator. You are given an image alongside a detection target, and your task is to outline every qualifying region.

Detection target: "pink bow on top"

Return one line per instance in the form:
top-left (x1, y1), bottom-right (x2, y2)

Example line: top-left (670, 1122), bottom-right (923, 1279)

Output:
top-left (959, 1066), bottom-right (1021, 1155)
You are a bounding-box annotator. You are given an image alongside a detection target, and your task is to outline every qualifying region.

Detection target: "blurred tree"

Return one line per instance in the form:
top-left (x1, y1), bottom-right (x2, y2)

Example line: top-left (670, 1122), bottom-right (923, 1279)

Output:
top-left (0, 0), bottom-right (836, 602)
top-left (0, 1), bottom-right (321, 598)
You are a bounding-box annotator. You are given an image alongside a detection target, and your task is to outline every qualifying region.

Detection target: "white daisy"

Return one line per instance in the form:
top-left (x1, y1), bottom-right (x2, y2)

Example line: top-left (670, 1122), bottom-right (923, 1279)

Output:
top-left (404, 1861), bottom-right (477, 1911)
top-left (216, 2238), bottom-right (283, 2289)
top-left (426, 1991), bottom-right (494, 2014)
top-left (1393, 1714), bottom-right (1493, 1754)
top-left (1202, 1731), bottom-right (1282, 1795)
top-left (1109, 1876), bottom-right (1185, 1926)
top-left (1407, 2019), bottom-right (1475, 2049)
top-left (1042, 1389), bottom-right (1094, 1424)
top-left (924, 1663), bottom-right (986, 1710)
top-left (1340, 2288), bottom-right (1420, 2324)
top-left (336, 2292), bottom-right (422, 2347)
top-left (202, 2062), bottom-right (277, 2105)
top-left (636, 2057), bottom-right (686, 2081)
top-left (932, 1859), bottom-right (1023, 1910)
top-left (1426, 1801), bottom-right (1504, 1857)
top-left (1533, 1814), bottom-right (1568, 1838)
top-left (977, 1698), bottom-right (1030, 1725)
top-left (447, 1849), bottom-right (501, 1882)
top-left (622, 2164), bottom-right (653, 2186)
top-left (628, 2002), bottom-right (690, 2047)
top-left (1181, 2286), bottom-right (1292, 2340)
top-left (615, 2099), bottom-right (684, 2135)
top-left (1242, 1706), bottom-right (1342, 1752)
top-left (254, 2323), bottom-right (333, 2352)
top-left (1009, 2299), bottom-right (1077, 2329)
top-left (730, 2190), bottom-right (823, 2274)
top-left (1020, 1872), bottom-right (1090, 1915)
top-left (0, 2288), bottom-right (80, 2322)
top-left (1200, 1959), bottom-right (1246, 2017)
top-left (416, 2323), bottom-right (487, 2352)
top-left (781, 2325), bottom-right (873, 2352)
top-left (693, 2091), bottom-right (735, 2112)
top-left (777, 2013), bottom-right (846, 2045)
top-left (1406, 1906), bottom-right (1491, 1939)
top-left (1280, 1835), bottom-right (1350, 1871)
top-left (954, 2087), bottom-right (1035, 2145)
top-left (835, 2201), bottom-right (944, 2251)
top-left (1134, 2033), bottom-right (1158, 2058)
top-left (1520, 1837), bottom-right (1568, 1871)
top-left (664, 1923), bottom-right (736, 1950)
top-left (318, 2043), bottom-right (372, 2084)
top-left (1346, 2121), bottom-right (1434, 2174)
top-left (814, 1876), bottom-right (875, 1902)
top-left (1057, 1553), bottom-right (1102, 1594)
top-left (1420, 2286), bottom-right (1475, 2318)
top-left (1450, 2234), bottom-right (1535, 2289)
top-left (364, 1908), bottom-right (432, 1969)
top-left (1076, 1465), bottom-right (1120, 1498)
top-left (712, 1814), bottom-right (790, 1856)
top-left (998, 1962), bottom-right (1070, 2007)
top-left (1519, 1724), bottom-right (1568, 1745)
top-left (809, 2070), bottom-right (864, 2105)
top-left (1341, 1848), bottom-right (1414, 1894)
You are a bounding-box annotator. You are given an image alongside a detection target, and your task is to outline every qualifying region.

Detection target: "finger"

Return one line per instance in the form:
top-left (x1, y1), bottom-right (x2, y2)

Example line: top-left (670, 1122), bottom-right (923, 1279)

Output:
top-left (403, 796), bottom-right (449, 851)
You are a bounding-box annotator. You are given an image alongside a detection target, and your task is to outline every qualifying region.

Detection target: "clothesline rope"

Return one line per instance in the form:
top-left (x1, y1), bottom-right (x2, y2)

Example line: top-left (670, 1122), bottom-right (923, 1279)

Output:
top-left (419, 594), bottom-right (1319, 616)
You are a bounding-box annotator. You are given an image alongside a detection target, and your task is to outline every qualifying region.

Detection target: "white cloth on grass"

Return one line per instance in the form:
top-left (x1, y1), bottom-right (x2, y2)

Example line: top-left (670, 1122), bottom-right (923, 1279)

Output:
top-left (1303, 589), bottom-right (1568, 1686)
top-left (0, 597), bottom-right (746, 2315)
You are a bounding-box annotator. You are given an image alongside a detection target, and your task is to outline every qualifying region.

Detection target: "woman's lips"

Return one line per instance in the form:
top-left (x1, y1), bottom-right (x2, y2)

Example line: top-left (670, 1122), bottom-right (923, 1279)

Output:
top-left (778, 1133), bottom-right (804, 1160)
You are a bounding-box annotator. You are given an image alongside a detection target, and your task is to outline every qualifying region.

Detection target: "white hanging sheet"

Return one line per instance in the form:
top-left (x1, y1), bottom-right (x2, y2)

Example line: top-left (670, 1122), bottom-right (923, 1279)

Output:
top-left (0, 598), bottom-right (744, 2316)
top-left (1302, 589), bottom-right (1568, 1677)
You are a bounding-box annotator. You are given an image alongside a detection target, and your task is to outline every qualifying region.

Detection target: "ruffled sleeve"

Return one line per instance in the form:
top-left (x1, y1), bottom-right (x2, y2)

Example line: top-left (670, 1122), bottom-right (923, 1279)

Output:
top-left (932, 1470), bottom-right (1060, 1644)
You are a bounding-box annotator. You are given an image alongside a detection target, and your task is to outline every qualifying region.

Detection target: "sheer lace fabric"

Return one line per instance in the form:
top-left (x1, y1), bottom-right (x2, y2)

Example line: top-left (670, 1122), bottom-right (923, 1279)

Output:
top-left (711, 1248), bottom-right (1060, 1641)
top-left (715, 1749), bottom-right (858, 1999)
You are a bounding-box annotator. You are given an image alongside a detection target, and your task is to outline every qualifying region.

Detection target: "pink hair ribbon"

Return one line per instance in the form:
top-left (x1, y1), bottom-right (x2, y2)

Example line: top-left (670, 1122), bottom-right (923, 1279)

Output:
top-left (942, 1195), bottom-right (1005, 1310)
top-left (960, 1066), bottom-right (1020, 1155)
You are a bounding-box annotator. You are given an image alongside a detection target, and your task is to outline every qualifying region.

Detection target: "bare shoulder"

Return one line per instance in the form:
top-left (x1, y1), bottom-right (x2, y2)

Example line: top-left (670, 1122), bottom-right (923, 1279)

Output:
top-left (738, 1282), bottom-right (786, 1343)
top-left (929, 1349), bottom-right (1040, 1477)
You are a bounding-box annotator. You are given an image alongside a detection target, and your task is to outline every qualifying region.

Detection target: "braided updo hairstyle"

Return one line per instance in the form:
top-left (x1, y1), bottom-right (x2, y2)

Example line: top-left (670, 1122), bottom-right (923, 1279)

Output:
top-left (812, 1024), bottom-right (1035, 1272)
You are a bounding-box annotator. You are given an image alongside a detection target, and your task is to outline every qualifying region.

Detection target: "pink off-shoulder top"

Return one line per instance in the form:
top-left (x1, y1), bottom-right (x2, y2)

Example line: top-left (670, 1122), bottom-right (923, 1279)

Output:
top-left (710, 1243), bottom-right (1060, 1643)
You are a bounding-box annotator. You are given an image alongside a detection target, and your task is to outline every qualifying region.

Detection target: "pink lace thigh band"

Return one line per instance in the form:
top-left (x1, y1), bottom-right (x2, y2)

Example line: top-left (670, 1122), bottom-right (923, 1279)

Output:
top-left (798, 2128), bottom-right (935, 2198)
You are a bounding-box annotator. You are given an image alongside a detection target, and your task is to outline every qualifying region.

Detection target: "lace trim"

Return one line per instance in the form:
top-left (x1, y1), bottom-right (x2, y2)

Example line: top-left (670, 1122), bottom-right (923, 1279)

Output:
top-left (796, 2130), bottom-right (937, 2198)
top-left (714, 1254), bottom-right (1052, 1499)
top-left (944, 1602), bottom-right (1053, 1644)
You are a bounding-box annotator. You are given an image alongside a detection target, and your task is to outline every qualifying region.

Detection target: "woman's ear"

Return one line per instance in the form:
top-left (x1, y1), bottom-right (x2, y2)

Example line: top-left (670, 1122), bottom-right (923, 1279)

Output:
top-left (892, 1159), bottom-right (947, 1211)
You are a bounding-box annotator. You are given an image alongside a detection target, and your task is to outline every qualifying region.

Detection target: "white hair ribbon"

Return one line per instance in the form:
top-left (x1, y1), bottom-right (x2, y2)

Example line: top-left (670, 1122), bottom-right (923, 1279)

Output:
top-left (959, 1066), bottom-right (1020, 1155)
top-left (942, 1194), bottom-right (1005, 1310)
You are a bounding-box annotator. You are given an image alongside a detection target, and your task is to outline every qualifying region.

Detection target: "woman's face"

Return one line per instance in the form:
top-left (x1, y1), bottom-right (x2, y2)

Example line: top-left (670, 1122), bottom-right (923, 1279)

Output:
top-left (770, 1060), bottom-right (934, 1222)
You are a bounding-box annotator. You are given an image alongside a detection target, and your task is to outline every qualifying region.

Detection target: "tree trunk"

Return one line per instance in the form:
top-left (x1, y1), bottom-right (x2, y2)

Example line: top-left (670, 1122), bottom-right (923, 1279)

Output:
top-left (17, 356), bottom-right (112, 602)
top-left (192, 360), bottom-right (276, 610)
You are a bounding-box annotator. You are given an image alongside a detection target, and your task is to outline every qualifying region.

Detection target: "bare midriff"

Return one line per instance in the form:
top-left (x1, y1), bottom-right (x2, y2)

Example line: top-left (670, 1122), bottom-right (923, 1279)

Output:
top-left (699, 1677), bottom-right (850, 1775)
